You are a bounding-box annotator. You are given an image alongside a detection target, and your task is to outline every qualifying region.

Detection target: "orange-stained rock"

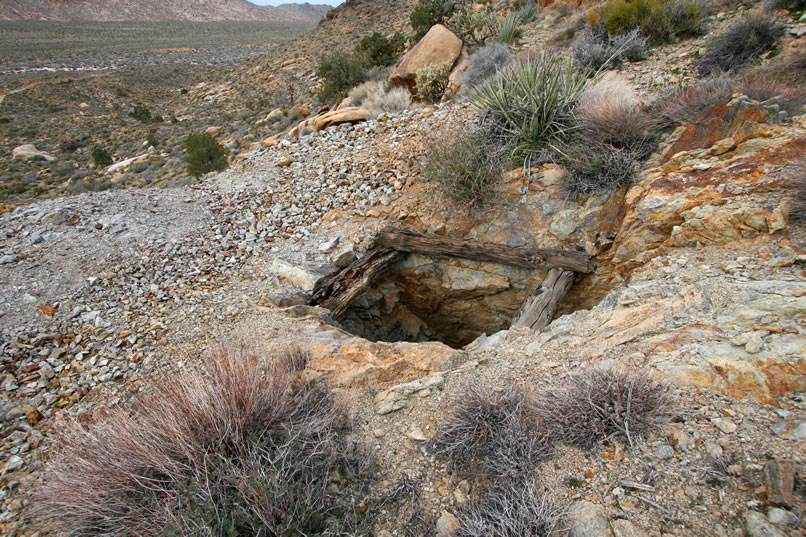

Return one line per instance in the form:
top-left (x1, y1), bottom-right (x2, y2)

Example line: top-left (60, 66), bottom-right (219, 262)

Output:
top-left (312, 107), bottom-right (370, 131)
top-left (660, 97), bottom-right (777, 163)
top-left (389, 24), bottom-right (463, 91)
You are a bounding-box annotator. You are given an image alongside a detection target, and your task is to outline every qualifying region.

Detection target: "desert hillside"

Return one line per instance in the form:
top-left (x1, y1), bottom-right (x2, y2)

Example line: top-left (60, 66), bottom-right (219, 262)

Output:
top-left (1, 0), bottom-right (805, 536)
top-left (0, 0), bottom-right (332, 21)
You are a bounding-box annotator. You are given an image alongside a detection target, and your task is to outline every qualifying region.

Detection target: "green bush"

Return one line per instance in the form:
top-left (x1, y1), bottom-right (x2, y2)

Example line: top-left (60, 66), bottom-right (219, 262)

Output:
top-left (129, 103), bottom-right (162, 124)
top-left (519, 0), bottom-right (540, 23)
top-left (92, 146), bottom-right (113, 168)
top-left (185, 132), bottom-right (228, 178)
top-left (597, 0), bottom-right (707, 45)
top-left (415, 61), bottom-right (453, 103)
top-left (422, 129), bottom-right (506, 209)
top-left (356, 32), bottom-right (398, 66)
top-left (696, 13), bottom-right (785, 75)
top-left (468, 50), bottom-right (589, 160)
top-left (317, 51), bottom-right (369, 104)
top-left (496, 13), bottom-right (523, 45)
top-left (445, 5), bottom-right (497, 47)
top-left (410, 0), bottom-right (456, 42)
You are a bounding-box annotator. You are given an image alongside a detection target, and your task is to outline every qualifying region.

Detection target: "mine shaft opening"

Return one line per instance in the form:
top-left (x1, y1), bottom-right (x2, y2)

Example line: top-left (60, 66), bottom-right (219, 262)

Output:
top-left (336, 254), bottom-right (560, 349)
top-left (311, 228), bottom-right (593, 349)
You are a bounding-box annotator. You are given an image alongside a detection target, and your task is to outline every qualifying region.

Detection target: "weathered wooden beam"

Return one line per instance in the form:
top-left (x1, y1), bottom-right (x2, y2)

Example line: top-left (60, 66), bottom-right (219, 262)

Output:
top-left (376, 227), bottom-right (591, 273)
top-left (511, 269), bottom-right (575, 331)
top-left (309, 247), bottom-right (404, 315)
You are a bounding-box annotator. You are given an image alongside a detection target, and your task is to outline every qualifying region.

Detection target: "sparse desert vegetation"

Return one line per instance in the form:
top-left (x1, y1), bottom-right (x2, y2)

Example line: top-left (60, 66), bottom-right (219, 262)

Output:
top-left (3, 1), bottom-right (806, 536)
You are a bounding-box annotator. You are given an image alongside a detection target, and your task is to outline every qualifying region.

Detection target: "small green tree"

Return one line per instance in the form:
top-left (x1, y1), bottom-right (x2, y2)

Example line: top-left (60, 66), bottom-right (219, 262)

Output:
top-left (410, 0), bottom-right (456, 42)
top-left (185, 133), bottom-right (228, 178)
top-left (356, 32), bottom-right (398, 66)
top-left (92, 146), bottom-right (113, 168)
top-left (317, 51), bottom-right (369, 104)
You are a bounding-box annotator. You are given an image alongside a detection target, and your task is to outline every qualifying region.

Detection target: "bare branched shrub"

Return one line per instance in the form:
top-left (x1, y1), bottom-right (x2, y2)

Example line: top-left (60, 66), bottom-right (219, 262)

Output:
top-left (463, 43), bottom-right (512, 90)
top-left (573, 25), bottom-right (647, 70)
top-left (555, 140), bottom-right (640, 195)
top-left (457, 481), bottom-right (563, 537)
top-left (656, 74), bottom-right (737, 125)
top-left (532, 367), bottom-right (676, 449)
top-left (791, 171), bottom-right (806, 224)
top-left (428, 383), bottom-right (551, 480)
top-left (30, 346), bottom-right (376, 537)
top-left (696, 12), bottom-right (785, 75)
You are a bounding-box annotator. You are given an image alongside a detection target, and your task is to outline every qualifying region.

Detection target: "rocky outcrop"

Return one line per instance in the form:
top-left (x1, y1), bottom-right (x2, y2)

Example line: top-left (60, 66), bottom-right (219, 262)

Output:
top-left (11, 144), bottom-right (55, 162)
top-left (389, 24), bottom-right (463, 92)
top-left (286, 107), bottom-right (371, 137)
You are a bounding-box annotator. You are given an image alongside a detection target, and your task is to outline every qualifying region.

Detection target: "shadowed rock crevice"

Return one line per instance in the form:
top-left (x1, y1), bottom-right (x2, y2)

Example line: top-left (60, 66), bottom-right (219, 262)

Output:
top-left (337, 253), bottom-right (555, 348)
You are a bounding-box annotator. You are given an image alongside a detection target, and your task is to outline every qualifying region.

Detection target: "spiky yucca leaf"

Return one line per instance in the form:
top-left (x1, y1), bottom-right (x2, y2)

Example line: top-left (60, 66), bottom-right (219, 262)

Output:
top-left (467, 51), bottom-right (590, 160)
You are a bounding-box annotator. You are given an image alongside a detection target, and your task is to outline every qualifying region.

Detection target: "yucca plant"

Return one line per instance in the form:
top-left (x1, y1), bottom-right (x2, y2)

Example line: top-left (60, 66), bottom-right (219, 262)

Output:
top-left (467, 50), bottom-right (590, 161)
top-left (496, 13), bottom-right (523, 45)
top-left (519, 0), bottom-right (540, 23)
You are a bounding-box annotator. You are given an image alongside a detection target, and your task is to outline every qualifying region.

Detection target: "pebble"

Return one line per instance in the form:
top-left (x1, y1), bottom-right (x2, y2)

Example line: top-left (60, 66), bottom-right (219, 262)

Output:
top-left (711, 418), bottom-right (738, 434)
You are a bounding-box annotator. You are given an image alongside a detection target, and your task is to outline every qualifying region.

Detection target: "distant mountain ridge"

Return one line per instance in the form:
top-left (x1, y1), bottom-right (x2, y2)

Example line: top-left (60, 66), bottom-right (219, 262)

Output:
top-left (0, 0), bottom-right (332, 22)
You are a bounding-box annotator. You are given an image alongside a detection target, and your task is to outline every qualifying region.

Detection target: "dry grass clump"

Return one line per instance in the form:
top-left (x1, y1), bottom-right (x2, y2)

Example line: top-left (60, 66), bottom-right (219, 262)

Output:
top-left (348, 80), bottom-right (412, 116)
top-left (428, 384), bottom-right (550, 480)
top-left (533, 367), bottom-right (676, 449)
top-left (790, 171), bottom-right (806, 224)
top-left (577, 75), bottom-right (656, 153)
top-left (556, 75), bottom-right (656, 194)
top-left (30, 346), bottom-right (377, 537)
top-left (456, 481), bottom-right (563, 537)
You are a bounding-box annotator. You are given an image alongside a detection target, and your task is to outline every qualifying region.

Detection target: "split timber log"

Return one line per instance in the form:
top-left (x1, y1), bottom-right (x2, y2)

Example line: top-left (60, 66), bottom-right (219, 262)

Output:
top-left (309, 247), bottom-right (404, 315)
top-left (511, 269), bottom-right (575, 331)
top-left (376, 228), bottom-right (591, 273)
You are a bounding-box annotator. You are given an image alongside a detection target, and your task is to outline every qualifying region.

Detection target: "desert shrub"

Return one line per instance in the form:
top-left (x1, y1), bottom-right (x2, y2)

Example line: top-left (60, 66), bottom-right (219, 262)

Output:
top-left (533, 367), bottom-right (676, 449)
top-left (445, 5), bottom-right (497, 47)
top-left (349, 80), bottom-right (412, 115)
top-left (577, 75), bottom-right (656, 153)
top-left (415, 61), bottom-right (453, 102)
top-left (597, 0), bottom-right (707, 45)
top-left (520, 0), bottom-right (540, 23)
top-left (468, 50), bottom-right (589, 160)
top-left (457, 482), bottom-right (562, 537)
top-left (364, 86), bottom-right (412, 116)
top-left (555, 141), bottom-right (640, 194)
top-left (697, 13), bottom-right (785, 75)
top-left (496, 13), bottom-right (523, 45)
top-left (656, 74), bottom-right (736, 125)
top-left (59, 139), bottom-right (82, 153)
top-left (422, 128), bottom-right (507, 209)
top-left (463, 43), bottom-right (512, 89)
top-left (317, 51), bottom-right (369, 104)
top-left (428, 383), bottom-right (550, 479)
top-left (573, 25), bottom-right (647, 70)
top-left (185, 132), bottom-right (228, 178)
top-left (92, 146), bottom-right (113, 168)
top-left (129, 103), bottom-right (162, 124)
top-left (356, 32), bottom-right (398, 66)
top-left (410, 0), bottom-right (456, 42)
top-left (146, 131), bottom-right (158, 148)
top-left (30, 346), bottom-right (378, 537)
top-left (764, 0), bottom-right (806, 10)
top-left (791, 171), bottom-right (806, 223)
